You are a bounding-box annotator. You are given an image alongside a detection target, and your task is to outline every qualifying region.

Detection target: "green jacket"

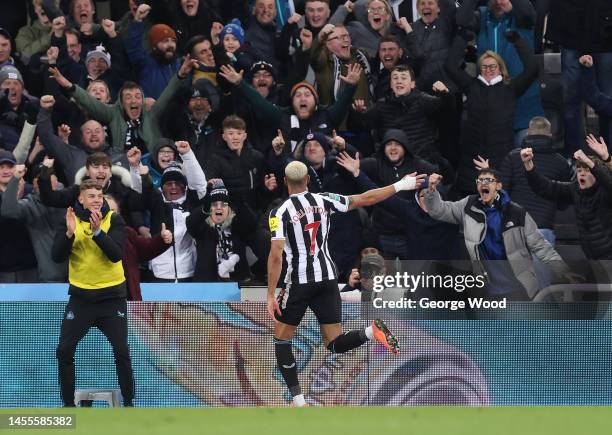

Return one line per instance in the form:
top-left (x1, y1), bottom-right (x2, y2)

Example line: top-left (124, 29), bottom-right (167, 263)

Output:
top-left (310, 37), bottom-right (372, 106)
top-left (15, 20), bottom-right (52, 57)
top-left (70, 74), bottom-right (183, 154)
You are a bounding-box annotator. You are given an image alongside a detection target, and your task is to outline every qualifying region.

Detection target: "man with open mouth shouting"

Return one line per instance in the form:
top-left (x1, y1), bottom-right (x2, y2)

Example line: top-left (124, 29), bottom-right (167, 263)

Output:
top-left (310, 23), bottom-right (374, 110)
top-left (424, 168), bottom-right (575, 301)
top-left (219, 62), bottom-right (362, 154)
top-left (38, 153), bottom-right (145, 233)
top-left (329, 0), bottom-right (417, 59)
top-left (48, 50), bottom-right (197, 155)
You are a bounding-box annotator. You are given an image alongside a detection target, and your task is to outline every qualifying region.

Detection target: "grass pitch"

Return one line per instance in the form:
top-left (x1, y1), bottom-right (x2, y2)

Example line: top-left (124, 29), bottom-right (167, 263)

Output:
top-left (1, 407), bottom-right (610, 435)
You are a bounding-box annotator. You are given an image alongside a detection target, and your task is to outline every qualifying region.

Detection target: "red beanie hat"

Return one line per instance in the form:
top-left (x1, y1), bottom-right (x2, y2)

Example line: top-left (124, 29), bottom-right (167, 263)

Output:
top-left (148, 24), bottom-right (177, 48)
top-left (290, 81), bottom-right (318, 102)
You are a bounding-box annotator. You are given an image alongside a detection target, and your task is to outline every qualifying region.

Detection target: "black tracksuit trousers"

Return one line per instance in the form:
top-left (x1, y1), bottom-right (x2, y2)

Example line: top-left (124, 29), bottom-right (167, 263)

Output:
top-left (56, 296), bottom-right (134, 406)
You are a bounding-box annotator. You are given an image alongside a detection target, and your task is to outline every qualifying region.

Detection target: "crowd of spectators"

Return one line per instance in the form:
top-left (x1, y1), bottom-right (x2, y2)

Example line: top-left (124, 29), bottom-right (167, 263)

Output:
top-left (0, 0), bottom-right (611, 301)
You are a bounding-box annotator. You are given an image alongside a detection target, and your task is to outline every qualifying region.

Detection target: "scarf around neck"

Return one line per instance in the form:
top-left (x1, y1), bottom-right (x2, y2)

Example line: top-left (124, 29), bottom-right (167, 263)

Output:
top-left (332, 49), bottom-right (374, 101)
top-left (477, 74), bottom-right (503, 86)
top-left (124, 118), bottom-right (147, 153)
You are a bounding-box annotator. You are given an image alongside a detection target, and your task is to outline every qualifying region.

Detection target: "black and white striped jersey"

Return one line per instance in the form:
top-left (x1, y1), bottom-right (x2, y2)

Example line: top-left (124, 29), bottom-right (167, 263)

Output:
top-left (269, 191), bottom-right (350, 285)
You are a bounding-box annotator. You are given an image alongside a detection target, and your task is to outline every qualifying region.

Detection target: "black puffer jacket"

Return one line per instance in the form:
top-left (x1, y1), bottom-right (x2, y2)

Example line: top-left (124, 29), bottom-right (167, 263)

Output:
top-left (206, 145), bottom-right (267, 211)
top-left (445, 34), bottom-right (538, 194)
top-left (499, 136), bottom-right (571, 229)
top-left (354, 89), bottom-right (448, 161)
top-left (246, 18), bottom-right (281, 72)
top-left (407, 7), bottom-right (458, 92)
top-left (526, 164), bottom-right (612, 260)
top-left (361, 130), bottom-right (438, 237)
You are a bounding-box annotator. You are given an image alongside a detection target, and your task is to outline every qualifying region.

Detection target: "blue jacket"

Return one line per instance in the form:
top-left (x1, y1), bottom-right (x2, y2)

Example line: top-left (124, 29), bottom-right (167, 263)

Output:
top-left (425, 186), bottom-right (570, 298)
top-left (478, 189), bottom-right (530, 295)
top-left (478, 189), bottom-right (511, 261)
top-left (141, 153), bottom-right (163, 190)
top-left (126, 20), bottom-right (181, 99)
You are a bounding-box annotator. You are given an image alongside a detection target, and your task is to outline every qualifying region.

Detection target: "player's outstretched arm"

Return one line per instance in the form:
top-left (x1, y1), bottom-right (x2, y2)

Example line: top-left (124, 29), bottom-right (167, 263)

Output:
top-left (267, 239), bottom-right (285, 319)
top-left (347, 173), bottom-right (426, 210)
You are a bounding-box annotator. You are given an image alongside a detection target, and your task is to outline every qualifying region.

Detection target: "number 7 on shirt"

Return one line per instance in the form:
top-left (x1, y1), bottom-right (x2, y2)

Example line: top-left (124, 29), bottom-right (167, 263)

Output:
top-left (304, 221), bottom-right (321, 256)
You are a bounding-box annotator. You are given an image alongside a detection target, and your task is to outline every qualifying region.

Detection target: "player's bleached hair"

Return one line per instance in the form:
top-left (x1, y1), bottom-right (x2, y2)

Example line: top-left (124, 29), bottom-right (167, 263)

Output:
top-left (285, 161), bottom-right (308, 185)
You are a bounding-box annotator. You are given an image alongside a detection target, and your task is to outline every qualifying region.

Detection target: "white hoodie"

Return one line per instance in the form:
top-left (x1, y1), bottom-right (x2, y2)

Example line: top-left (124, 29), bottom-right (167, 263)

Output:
top-left (150, 149), bottom-right (207, 280)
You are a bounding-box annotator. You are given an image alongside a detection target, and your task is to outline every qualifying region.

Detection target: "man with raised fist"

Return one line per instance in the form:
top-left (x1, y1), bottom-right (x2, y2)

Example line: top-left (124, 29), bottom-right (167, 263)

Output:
top-left (0, 159), bottom-right (67, 282)
top-left (36, 94), bottom-right (124, 183)
top-left (425, 163), bottom-right (573, 300)
top-left (0, 150), bottom-right (38, 282)
top-left (146, 139), bottom-right (207, 282)
top-left (523, 140), bottom-right (612, 262)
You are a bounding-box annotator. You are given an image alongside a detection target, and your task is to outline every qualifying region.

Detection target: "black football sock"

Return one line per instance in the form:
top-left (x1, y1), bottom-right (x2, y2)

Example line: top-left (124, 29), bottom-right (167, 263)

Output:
top-left (326, 329), bottom-right (368, 353)
top-left (274, 337), bottom-right (301, 396)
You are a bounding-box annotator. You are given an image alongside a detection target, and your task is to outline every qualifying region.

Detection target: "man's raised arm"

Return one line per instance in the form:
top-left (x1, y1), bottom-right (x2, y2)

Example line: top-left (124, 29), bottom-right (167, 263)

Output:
top-left (347, 174), bottom-right (426, 210)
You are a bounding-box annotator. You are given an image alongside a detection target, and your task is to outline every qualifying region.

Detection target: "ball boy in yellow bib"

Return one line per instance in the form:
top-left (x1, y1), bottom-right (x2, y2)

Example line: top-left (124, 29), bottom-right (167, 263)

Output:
top-left (52, 179), bottom-right (134, 407)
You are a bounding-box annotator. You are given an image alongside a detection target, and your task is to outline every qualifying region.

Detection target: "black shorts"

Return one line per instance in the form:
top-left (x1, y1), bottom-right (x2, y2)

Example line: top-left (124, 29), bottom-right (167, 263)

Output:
top-left (275, 279), bottom-right (342, 326)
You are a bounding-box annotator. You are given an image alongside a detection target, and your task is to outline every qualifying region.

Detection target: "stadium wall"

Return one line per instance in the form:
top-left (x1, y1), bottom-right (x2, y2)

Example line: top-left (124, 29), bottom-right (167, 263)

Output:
top-left (1, 301), bottom-right (611, 407)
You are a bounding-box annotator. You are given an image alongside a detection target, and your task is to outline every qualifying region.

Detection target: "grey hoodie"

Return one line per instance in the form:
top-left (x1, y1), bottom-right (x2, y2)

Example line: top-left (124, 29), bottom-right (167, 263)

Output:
top-left (0, 177), bottom-right (68, 282)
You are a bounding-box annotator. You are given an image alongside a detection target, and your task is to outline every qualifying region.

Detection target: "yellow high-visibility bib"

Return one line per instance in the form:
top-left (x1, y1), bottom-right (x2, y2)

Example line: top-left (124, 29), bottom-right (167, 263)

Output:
top-left (69, 210), bottom-right (125, 289)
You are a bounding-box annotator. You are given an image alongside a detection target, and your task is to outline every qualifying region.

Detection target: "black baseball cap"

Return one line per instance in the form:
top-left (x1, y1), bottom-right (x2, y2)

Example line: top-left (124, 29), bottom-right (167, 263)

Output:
top-left (0, 149), bottom-right (16, 165)
top-left (190, 79), bottom-right (210, 100)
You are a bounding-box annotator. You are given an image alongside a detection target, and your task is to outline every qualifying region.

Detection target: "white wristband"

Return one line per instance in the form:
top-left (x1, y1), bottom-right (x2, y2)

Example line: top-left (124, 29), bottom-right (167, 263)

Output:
top-left (393, 177), bottom-right (416, 192)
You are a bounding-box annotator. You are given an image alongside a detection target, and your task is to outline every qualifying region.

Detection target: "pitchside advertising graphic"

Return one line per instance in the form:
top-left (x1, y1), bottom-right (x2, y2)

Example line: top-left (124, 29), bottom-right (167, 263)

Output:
top-left (1, 301), bottom-right (612, 407)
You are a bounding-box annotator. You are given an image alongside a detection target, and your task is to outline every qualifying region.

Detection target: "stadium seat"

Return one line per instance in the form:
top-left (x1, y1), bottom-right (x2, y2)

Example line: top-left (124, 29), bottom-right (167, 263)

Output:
top-left (536, 53), bottom-right (564, 151)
